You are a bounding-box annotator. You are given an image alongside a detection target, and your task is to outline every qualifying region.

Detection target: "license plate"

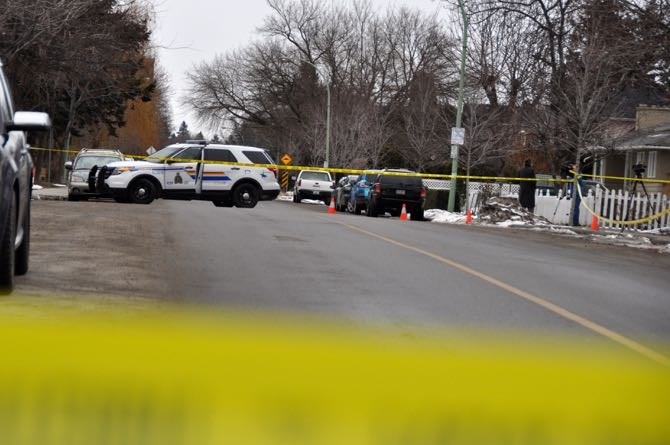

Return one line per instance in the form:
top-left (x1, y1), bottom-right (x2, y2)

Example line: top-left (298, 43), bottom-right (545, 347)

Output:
top-left (396, 189), bottom-right (406, 195)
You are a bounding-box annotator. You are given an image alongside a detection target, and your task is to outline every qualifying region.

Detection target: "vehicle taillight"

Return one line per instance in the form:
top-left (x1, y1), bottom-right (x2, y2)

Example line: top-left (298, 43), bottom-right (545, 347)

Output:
top-left (373, 183), bottom-right (381, 195)
top-left (420, 187), bottom-right (427, 199)
top-left (267, 167), bottom-right (277, 178)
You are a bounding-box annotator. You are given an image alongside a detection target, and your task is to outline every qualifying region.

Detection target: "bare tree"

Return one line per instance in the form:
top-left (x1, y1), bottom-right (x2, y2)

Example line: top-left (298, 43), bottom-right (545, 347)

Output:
top-left (186, 0), bottom-right (457, 170)
top-left (399, 71), bottom-right (445, 171)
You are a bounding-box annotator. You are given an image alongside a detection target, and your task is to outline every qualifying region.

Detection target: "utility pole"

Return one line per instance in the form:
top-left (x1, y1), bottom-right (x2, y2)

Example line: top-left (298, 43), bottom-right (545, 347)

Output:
top-left (325, 82), bottom-right (330, 168)
top-left (447, 0), bottom-right (468, 212)
top-left (303, 60), bottom-right (331, 169)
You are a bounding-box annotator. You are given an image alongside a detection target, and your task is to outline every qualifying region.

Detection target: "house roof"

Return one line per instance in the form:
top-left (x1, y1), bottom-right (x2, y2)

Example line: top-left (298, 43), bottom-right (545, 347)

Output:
top-left (614, 123), bottom-right (670, 151)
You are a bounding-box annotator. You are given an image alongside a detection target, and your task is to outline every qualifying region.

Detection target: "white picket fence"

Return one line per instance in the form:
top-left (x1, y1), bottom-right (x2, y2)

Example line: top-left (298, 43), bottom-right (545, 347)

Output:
top-left (424, 179), bottom-right (670, 229)
top-left (535, 189), bottom-right (670, 229)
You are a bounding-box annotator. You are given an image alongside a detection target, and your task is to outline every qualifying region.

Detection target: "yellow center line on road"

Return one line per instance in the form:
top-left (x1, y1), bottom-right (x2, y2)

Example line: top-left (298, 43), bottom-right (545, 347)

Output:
top-left (331, 219), bottom-right (670, 367)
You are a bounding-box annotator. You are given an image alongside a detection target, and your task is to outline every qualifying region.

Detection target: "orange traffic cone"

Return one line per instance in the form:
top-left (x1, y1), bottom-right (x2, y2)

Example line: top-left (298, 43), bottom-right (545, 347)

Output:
top-left (400, 203), bottom-right (408, 221)
top-left (591, 215), bottom-right (599, 231)
top-left (466, 209), bottom-right (473, 224)
top-left (327, 197), bottom-right (336, 214)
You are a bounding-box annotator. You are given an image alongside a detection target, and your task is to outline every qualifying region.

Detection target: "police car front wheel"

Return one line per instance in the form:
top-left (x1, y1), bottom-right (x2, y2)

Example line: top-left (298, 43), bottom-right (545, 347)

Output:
top-left (233, 183), bottom-right (260, 208)
top-left (129, 179), bottom-right (156, 205)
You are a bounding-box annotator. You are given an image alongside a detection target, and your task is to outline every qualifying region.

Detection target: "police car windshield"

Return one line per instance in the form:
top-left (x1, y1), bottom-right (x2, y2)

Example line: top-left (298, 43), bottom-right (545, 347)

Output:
top-left (145, 146), bottom-right (185, 163)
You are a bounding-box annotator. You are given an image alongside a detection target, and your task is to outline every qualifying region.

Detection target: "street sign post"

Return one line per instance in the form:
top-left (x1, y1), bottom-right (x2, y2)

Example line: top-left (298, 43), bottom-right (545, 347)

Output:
top-left (280, 153), bottom-right (292, 191)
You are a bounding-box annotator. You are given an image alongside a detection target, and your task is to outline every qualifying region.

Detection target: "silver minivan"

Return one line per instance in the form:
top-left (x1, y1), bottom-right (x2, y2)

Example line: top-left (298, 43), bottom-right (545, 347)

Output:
top-left (65, 148), bottom-right (126, 201)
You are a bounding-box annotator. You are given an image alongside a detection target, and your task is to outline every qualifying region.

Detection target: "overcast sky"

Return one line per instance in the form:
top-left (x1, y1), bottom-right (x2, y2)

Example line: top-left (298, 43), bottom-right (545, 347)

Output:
top-left (153, 0), bottom-right (448, 134)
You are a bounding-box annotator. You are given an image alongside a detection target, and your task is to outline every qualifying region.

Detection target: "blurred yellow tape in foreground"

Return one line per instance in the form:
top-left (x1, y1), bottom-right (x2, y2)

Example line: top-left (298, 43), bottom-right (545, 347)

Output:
top-left (0, 311), bottom-right (668, 445)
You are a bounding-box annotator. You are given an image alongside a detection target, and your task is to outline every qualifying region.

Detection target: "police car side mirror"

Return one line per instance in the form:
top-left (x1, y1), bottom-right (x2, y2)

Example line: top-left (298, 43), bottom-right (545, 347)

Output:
top-left (291, 175), bottom-right (296, 180)
top-left (64, 161), bottom-right (73, 171)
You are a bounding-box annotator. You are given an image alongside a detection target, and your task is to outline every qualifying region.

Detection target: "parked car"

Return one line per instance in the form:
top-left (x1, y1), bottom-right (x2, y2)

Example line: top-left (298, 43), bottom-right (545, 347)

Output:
top-left (293, 170), bottom-right (333, 204)
top-left (365, 169), bottom-right (426, 220)
top-left (347, 171), bottom-right (379, 214)
top-left (65, 148), bottom-right (126, 201)
top-left (332, 175), bottom-right (358, 212)
top-left (0, 62), bottom-right (51, 294)
top-left (88, 142), bottom-right (280, 207)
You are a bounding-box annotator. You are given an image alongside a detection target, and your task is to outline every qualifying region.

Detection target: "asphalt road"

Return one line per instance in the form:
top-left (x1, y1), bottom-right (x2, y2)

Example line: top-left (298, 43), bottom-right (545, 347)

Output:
top-left (15, 198), bottom-right (670, 361)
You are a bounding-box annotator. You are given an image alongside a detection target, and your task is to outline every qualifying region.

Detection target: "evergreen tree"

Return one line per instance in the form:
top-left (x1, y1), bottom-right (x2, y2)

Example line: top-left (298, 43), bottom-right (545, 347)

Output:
top-left (176, 121), bottom-right (191, 142)
top-left (195, 131), bottom-right (205, 140)
top-left (211, 134), bottom-right (221, 143)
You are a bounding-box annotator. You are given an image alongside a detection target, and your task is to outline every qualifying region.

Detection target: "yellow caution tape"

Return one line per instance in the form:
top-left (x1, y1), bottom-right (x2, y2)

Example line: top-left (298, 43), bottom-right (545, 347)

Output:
top-left (574, 172), bottom-right (670, 225)
top-left (29, 146), bottom-right (670, 184)
top-left (0, 308), bottom-right (668, 445)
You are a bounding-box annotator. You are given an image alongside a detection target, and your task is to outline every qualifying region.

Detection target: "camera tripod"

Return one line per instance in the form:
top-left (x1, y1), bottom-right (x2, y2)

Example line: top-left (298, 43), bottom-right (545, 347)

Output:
top-left (621, 170), bottom-right (655, 231)
top-left (551, 179), bottom-right (569, 220)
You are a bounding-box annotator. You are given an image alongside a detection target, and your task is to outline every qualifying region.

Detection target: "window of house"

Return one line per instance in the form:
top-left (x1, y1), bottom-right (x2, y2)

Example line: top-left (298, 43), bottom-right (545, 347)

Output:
top-left (635, 151), bottom-right (657, 178)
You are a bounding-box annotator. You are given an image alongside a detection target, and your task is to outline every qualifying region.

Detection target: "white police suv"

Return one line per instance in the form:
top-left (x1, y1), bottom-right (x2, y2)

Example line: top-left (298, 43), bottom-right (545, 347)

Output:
top-left (89, 141), bottom-right (280, 208)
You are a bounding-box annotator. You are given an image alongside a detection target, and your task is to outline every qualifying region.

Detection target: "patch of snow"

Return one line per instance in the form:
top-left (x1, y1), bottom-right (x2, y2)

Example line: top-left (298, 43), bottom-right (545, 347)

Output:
top-left (530, 226), bottom-right (579, 235)
top-left (424, 209), bottom-right (466, 224)
top-left (32, 184), bottom-right (43, 190)
top-left (277, 191), bottom-right (325, 205)
top-left (496, 220), bottom-right (529, 228)
top-left (641, 227), bottom-right (670, 235)
top-left (52, 183), bottom-right (67, 188)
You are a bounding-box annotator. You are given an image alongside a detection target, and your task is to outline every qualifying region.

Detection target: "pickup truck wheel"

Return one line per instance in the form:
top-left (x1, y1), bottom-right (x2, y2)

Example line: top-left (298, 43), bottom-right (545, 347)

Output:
top-left (295, 191), bottom-right (302, 203)
top-left (128, 179), bottom-right (155, 204)
top-left (410, 207), bottom-right (424, 221)
top-left (15, 195), bottom-right (30, 276)
top-left (292, 192), bottom-right (298, 203)
top-left (0, 193), bottom-right (17, 294)
top-left (366, 202), bottom-right (378, 217)
top-left (233, 183), bottom-right (260, 208)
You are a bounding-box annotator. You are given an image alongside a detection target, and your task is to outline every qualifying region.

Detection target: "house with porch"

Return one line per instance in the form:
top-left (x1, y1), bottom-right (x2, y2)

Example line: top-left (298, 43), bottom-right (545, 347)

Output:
top-left (599, 105), bottom-right (670, 195)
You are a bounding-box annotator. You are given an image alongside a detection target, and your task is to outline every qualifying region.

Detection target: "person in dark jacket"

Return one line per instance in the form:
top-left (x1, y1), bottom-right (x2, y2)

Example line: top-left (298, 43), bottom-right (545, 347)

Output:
top-left (518, 159), bottom-right (536, 213)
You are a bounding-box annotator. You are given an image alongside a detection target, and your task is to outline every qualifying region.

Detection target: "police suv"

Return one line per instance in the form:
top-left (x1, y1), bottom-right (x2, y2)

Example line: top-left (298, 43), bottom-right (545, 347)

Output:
top-left (89, 141), bottom-right (280, 208)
